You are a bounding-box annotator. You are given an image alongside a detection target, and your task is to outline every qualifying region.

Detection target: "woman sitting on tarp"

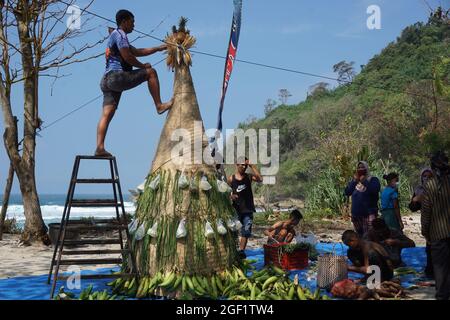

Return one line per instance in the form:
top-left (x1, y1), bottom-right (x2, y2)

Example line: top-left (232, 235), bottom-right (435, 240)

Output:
top-left (342, 230), bottom-right (394, 282)
top-left (264, 210), bottom-right (303, 244)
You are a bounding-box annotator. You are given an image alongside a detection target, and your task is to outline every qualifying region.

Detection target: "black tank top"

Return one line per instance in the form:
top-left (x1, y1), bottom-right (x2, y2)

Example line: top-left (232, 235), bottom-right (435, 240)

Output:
top-left (231, 174), bottom-right (256, 214)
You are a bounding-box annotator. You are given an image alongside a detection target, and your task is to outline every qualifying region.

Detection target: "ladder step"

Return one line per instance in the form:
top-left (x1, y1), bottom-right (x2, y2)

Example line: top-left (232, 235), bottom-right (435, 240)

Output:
top-left (59, 258), bottom-right (122, 265)
top-left (63, 239), bottom-right (122, 245)
top-left (75, 179), bottom-right (117, 184)
top-left (63, 249), bottom-right (129, 255)
top-left (66, 219), bottom-right (124, 225)
top-left (57, 273), bottom-right (135, 281)
top-left (77, 155), bottom-right (115, 160)
top-left (70, 224), bottom-right (127, 231)
top-left (70, 199), bottom-right (120, 207)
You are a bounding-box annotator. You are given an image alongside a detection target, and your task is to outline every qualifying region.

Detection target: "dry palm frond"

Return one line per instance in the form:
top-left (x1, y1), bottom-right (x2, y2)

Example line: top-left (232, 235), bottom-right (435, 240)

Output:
top-left (178, 16), bottom-right (188, 33)
top-left (166, 16), bottom-right (196, 69)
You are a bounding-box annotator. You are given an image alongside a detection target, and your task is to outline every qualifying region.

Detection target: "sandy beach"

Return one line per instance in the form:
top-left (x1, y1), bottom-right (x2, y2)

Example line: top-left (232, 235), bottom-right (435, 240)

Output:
top-left (0, 212), bottom-right (435, 299)
top-left (0, 212), bottom-right (426, 279)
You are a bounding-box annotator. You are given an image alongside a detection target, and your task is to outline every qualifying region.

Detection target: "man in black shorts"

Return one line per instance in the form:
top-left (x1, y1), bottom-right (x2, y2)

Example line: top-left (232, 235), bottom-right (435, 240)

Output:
top-left (228, 156), bottom-right (262, 259)
top-left (96, 9), bottom-right (173, 157)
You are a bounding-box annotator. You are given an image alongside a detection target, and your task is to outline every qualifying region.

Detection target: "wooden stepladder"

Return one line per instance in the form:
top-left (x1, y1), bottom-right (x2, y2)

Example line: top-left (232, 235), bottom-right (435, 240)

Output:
top-left (48, 155), bottom-right (137, 298)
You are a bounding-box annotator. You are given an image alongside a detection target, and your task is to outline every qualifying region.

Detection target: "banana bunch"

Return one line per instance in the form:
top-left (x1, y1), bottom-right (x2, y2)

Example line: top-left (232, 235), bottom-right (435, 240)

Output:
top-left (105, 261), bottom-right (331, 301)
top-left (55, 285), bottom-right (119, 300)
top-left (216, 265), bottom-right (329, 300)
top-left (108, 276), bottom-right (141, 297)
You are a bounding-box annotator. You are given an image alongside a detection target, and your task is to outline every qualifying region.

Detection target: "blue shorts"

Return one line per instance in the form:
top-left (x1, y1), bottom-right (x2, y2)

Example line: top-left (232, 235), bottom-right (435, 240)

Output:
top-left (238, 212), bottom-right (253, 238)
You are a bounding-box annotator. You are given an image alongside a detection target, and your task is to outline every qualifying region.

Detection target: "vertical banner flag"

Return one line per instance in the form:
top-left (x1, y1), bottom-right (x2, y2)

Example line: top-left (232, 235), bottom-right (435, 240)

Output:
top-left (217, 0), bottom-right (242, 132)
top-left (211, 0), bottom-right (242, 157)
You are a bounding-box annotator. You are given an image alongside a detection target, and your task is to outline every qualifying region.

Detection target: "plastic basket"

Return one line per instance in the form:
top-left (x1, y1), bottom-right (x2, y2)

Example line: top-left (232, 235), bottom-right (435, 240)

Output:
top-left (263, 242), bottom-right (309, 270)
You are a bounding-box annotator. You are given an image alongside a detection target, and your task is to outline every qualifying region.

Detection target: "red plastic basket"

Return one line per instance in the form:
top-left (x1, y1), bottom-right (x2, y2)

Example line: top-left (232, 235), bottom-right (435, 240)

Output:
top-left (263, 242), bottom-right (309, 270)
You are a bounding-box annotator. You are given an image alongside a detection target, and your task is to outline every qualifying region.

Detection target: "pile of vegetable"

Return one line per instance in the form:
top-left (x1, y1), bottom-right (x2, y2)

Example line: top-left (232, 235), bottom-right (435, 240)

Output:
top-left (281, 242), bottom-right (318, 260)
top-left (330, 278), bottom-right (407, 300)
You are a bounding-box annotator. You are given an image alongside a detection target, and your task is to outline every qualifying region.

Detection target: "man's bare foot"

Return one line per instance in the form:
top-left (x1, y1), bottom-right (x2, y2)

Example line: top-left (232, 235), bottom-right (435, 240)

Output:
top-left (156, 98), bottom-right (173, 114)
top-left (95, 148), bottom-right (113, 157)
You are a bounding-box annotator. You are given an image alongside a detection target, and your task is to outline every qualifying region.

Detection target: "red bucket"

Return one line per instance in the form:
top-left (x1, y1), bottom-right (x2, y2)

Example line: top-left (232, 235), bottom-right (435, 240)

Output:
top-left (263, 242), bottom-right (309, 270)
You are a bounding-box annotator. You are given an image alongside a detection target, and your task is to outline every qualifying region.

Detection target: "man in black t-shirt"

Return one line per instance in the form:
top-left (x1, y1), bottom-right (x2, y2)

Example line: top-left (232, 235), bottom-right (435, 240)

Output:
top-left (227, 156), bottom-right (262, 259)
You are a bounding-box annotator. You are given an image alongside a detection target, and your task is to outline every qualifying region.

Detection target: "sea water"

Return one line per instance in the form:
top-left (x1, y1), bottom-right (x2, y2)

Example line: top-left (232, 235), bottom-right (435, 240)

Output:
top-left (0, 194), bottom-right (136, 229)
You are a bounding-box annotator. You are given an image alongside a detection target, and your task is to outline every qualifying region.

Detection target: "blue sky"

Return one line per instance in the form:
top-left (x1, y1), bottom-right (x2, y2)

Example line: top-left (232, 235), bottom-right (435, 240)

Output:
top-left (0, 0), bottom-right (442, 195)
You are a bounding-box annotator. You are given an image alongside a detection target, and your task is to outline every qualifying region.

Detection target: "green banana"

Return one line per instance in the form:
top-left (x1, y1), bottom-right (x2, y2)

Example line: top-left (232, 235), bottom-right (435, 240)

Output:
top-left (256, 289), bottom-right (267, 300)
top-left (107, 279), bottom-right (117, 287)
top-left (125, 278), bottom-right (136, 289)
top-left (101, 290), bottom-right (109, 300)
top-left (272, 266), bottom-right (286, 276)
top-left (255, 275), bottom-right (270, 283)
top-left (250, 283), bottom-right (256, 300)
top-left (79, 285), bottom-right (93, 300)
top-left (268, 293), bottom-right (282, 300)
top-left (288, 285), bottom-right (295, 300)
top-left (136, 278), bottom-right (146, 298)
top-left (223, 282), bottom-right (239, 296)
top-left (236, 268), bottom-right (247, 280)
top-left (172, 274), bottom-right (183, 290)
top-left (194, 279), bottom-right (207, 295)
top-left (185, 276), bottom-right (195, 292)
top-left (192, 276), bottom-right (206, 293)
top-left (146, 276), bottom-right (155, 295)
top-left (215, 275), bottom-right (224, 292)
top-left (210, 276), bottom-right (219, 298)
top-left (254, 285), bottom-right (261, 296)
top-left (142, 277), bottom-right (151, 297)
top-left (262, 276), bottom-right (278, 290)
top-left (159, 272), bottom-right (176, 288)
top-left (210, 275), bottom-right (219, 299)
top-left (313, 288), bottom-right (321, 300)
top-left (201, 276), bottom-right (209, 289)
top-left (182, 275), bottom-right (187, 292)
top-left (233, 269), bottom-right (240, 282)
top-left (297, 286), bottom-right (306, 300)
top-left (127, 279), bottom-right (138, 296)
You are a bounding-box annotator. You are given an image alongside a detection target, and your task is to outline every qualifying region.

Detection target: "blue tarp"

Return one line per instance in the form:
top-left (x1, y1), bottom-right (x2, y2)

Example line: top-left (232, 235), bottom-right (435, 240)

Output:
top-left (0, 243), bottom-right (427, 300)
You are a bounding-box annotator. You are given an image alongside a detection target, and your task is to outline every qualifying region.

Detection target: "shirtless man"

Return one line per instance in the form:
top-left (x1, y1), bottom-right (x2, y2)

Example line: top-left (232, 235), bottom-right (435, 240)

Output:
top-left (264, 209), bottom-right (303, 244)
top-left (342, 230), bottom-right (394, 282)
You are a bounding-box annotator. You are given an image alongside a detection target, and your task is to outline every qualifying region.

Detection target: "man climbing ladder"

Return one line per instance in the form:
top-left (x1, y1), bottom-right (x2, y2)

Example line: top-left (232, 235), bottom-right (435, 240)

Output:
top-left (96, 9), bottom-right (173, 157)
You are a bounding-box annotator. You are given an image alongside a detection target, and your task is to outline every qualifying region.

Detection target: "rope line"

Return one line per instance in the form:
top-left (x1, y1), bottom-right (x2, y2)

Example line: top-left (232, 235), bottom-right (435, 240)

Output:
top-left (39, 57), bottom-right (166, 132)
top-left (39, 1), bottom-right (446, 133)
